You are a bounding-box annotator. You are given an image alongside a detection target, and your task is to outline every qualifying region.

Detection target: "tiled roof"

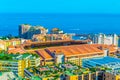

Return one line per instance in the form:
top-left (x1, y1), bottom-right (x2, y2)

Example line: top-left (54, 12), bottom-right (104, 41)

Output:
top-left (0, 40), bottom-right (6, 44)
top-left (46, 44), bottom-right (116, 57)
top-left (35, 44), bottom-right (117, 59)
top-left (36, 50), bottom-right (53, 60)
top-left (8, 45), bottom-right (15, 48)
top-left (8, 48), bottom-right (26, 54)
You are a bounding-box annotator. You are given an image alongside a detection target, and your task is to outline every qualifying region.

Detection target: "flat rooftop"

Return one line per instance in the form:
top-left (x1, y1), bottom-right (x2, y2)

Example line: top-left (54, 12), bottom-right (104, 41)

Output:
top-left (83, 56), bottom-right (120, 73)
top-left (0, 53), bottom-right (38, 61)
top-left (84, 57), bottom-right (120, 75)
top-left (8, 48), bottom-right (26, 54)
top-left (86, 57), bottom-right (120, 65)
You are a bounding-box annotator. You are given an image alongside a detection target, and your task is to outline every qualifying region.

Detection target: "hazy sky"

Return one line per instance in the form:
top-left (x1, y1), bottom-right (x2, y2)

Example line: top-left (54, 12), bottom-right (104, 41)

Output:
top-left (0, 0), bottom-right (120, 13)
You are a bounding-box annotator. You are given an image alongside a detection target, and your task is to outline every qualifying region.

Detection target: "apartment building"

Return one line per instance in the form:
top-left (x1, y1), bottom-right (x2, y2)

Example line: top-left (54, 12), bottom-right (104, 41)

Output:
top-left (82, 56), bottom-right (120, 80)
top-left (65, 71), bottom-right (104, 80)
top-left (0, 53), bottom-right (40, 77)
top-left (19, 24), bottom-right (48, 39)
top-left (0, 39), bottom-right (21, 51)
top-left (32, 34), bottom-right (72, 42)
top-left (91, 33), bottom-right (118, 46)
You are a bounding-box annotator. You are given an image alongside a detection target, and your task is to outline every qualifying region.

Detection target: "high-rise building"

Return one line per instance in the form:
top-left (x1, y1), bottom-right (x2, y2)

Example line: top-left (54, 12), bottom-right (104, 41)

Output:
top-left (19, 24), bottom-right (31, 38)
top-left (19, 24), bottom-right (48, 39)
top-left (0, 53), bottom-right (40, 77)
top-left (91, 33), bottom-right (118, 46)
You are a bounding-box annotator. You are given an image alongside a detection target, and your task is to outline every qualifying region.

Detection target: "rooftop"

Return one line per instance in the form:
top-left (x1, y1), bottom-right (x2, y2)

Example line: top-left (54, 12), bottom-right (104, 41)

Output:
top-left (85, 56), bottom-right (120, 65)
top-left (25, 63), bottom-right (105, 79)
top-left (47, 44), bottom-right (116, 57)
top-left (0, 72), bottom-right (21, 80)
top-left (36, 44), bottom-right (117, 59)
top-left (83, 56), bottom-right (120, 75)
top-left (8, 47), bottom-right (26, 54)
top-left (0, 52), bottom-right (39, 61)
top-left (36, 49), bottom-right (53, 60)
top-left (61, 64), bottom-right (78, 70)
top-left (39, 67), bottom-right (50, 72)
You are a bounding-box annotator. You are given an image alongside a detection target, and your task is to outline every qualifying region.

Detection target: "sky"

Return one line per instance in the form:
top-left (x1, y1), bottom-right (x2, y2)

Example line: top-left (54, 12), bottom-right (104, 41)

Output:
top-left (0, 0), bottom-right (120, 13)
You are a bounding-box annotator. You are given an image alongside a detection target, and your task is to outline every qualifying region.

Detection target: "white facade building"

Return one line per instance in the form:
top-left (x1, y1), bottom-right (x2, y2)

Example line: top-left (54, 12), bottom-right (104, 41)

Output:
top-left (92, 33), bottom-right (118, 46)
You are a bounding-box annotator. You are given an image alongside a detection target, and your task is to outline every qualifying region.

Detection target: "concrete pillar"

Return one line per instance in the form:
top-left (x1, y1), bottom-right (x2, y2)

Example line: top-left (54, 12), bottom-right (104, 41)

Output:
top-left (104, 49), bottom-right (109, 57)
top-left (96, 71), bottom-right (98, 80)
top-left (82, 74), bottom-right (84, 80)
top-left (89, 73), bottom-right (91, 80)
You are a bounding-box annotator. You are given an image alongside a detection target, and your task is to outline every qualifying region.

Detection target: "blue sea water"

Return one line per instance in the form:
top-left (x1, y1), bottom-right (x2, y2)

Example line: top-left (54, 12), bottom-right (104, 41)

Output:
top-left (0, 13), bottom-right (120, 36)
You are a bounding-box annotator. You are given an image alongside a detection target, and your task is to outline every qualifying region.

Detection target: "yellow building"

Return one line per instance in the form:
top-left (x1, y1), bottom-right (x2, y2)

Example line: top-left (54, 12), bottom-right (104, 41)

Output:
top-left (6, 39), bottom-right (21, 50)
top-left (0, 39), bottom-right (21, 51)
top-left (36, 50), bottom-right (54, 66)
top-left (66, 56), bottom-right (82, 66)
top-left (0, 54), bottom-right (40, 77)
top-left (0, 60), bottom-right (25, 77)
top-left (67, 75), bottom-right (78, 80)
top-left (42, 78), bottom-right (48, 80)
top-left (18, 60), bottom-right (26, 77)
top-left (116, 75), bottom-right (120, 80)
top-left (0, 40), bottom-right (6, 51)
top-left (65, 71), bottom-right (104, 80)
top-left (41, 77), bottom-right (60, 80)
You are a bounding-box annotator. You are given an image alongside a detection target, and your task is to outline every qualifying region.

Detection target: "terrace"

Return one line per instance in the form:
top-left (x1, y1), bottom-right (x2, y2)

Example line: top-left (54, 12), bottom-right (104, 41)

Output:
top-left (83, 56), bottom-right (120, 76)
top-left (24, 63), bottom-right (107, 80)
top-left (0, 72), bottom-right (26, 80)
top-left (50, 66), bottom-right (59, 71)
top-left (25, 66), bottom-right (60, 80)
top-left (61, 64), bottom-right (78, 70)
top-left (39, 67), bottom-right (50, 72)
top-left (0, 53), bottom-right (18, 61)
top-left (0, 52), bottom-right (39, 62)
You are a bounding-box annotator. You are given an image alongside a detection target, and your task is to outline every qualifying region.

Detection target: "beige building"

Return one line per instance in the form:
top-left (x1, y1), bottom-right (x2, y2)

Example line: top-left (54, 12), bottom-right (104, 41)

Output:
top-left (32, 34), bottom-right (72, 42)
top-left (19, 24), bottom-right (48, 39)
top-left (0, 39), bottom-right (21, 51)
top-left (104, 72), bottom-right (120, 80)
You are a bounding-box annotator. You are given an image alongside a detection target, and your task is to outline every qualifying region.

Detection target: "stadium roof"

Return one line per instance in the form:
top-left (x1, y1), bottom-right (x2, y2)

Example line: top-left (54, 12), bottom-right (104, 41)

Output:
top-left (36, 44), bottom-right (117, 59)
top-left (36, 50), bottom-right (53, 60)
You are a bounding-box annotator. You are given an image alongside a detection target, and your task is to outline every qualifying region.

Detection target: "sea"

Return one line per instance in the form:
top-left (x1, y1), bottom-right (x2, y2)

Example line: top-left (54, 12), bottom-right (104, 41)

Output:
top-left (0, 13), bottom-right (120, 36)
